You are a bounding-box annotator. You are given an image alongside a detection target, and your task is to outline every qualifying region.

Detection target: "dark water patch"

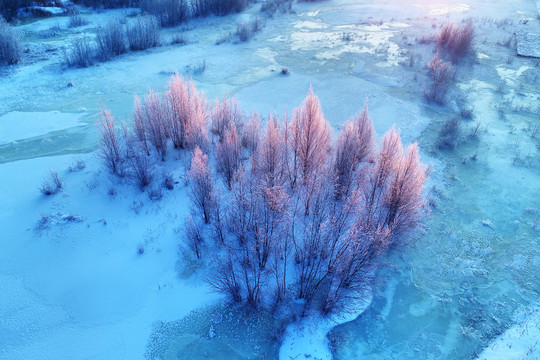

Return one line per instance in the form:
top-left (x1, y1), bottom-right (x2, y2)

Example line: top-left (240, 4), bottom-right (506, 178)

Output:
top-left (145, 303), bottom-right (287, 360)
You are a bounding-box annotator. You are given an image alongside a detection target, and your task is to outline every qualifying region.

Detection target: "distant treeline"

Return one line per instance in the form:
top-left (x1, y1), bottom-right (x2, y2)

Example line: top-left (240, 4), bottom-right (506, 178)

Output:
top-left (1, 0), bottom-right (65, 21)
top-left (1, 0), bottom-right (253, 23)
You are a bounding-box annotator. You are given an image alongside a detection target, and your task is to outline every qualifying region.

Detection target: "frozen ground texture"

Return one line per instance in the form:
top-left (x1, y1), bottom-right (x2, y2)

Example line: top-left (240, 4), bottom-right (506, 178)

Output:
top-left (0, 0), bottom-right (539, 359)
top-left (517, 25), bottom-right (540, 58)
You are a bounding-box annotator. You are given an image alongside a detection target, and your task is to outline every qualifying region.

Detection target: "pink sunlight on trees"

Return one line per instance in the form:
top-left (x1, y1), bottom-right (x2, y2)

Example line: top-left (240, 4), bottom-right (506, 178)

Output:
top-left (97, 75), bottom-right (429, 315)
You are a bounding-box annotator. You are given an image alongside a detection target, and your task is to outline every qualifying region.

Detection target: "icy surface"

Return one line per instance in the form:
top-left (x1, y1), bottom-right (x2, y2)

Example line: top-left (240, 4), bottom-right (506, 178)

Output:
top-left (0, 111), bottom-right (87, 144)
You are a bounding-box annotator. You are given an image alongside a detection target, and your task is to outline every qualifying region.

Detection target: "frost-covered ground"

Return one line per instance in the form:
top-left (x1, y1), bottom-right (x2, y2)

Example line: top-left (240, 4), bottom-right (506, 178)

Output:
top-left (1, 0), bottom-right (539, 359)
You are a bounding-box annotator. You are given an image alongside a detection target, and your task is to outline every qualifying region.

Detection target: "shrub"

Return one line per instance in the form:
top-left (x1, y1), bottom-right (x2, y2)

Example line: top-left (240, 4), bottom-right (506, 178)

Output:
top-left (436, 21), bottom-right (475, 61)
top-left (424, 52), bottom-right (454, 104)
top-left (67, 11), bottom-right (88, 28)
top-left (127, 139), bottom-right (154, 189)
top-left (39, 170), bottom-right (63, 195)
top-left (260, 0), bottom-right (292, 15)
top-left (250, 16), bottom-right (264, 32)
top-left (96, 19), bottom-right (127, 61)
top-left (236, 17), bottom-right (263, 42)
top-left (0, 16), bottom-right (21, 66)
top-left (382, 142), bottom-right (428, 236)
top-left (191, 0), bottom-right (250, 17)
top-left (436, 116), bottom-right (461, 150)
top-left (127, 16), bottom-right (160, 51)
top-left (137, 243), bottom-right (145, 254)
top-left (65, 36), bottom-right (96, 67)
top-left (72, 0), bottom-right (137, 8)
top-left (236, 22), bottom-right (252, 42)
top-left (140, 0), bottom-right (188, 27)
top-left (171, 33), bottom-right (187, 45)
top-left (185, 59), bottom-right (206, 75)
top-left (147, 186), bottom-right (163, 201)
top-left (163, 172), bottom-right (174, 190)
top-left (68, 158), bottom-right (86, 172)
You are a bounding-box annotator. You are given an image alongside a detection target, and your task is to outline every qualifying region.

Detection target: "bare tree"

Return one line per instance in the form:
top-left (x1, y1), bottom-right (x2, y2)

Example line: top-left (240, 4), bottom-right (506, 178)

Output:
top-left (382, 142), bottom-right (428, 238)
top-left (211, 190), bottom-right (227, 244)
top-left (241, 111), bottom-right (261, 153)
top-left (132, 95), bottom-right (150, 155)
top-left (334, 103), bottom-right (375, 199)
top-left (183, 81), bottom-right (209, 151)
top-left (141, 90), bottom-right (169, 160)
top-left (224, 169), bottom-right (263, 306)
top-left (215, 124), bottom-right (241, 189)
top-left (97, 104), bottom-right (125, 176)
top-left (287, 88), bottom-right (331, 214)
top-left (211, 95), bottom-right (243, 143)
top-left (183, 214), bottom-right (205, 258)
top-left (363, 127), bottom-right (403, 229)
top-left (207, 252), bottom-right (242, 303)
top-left (287, 88), bottom-right (331, 188)
top-left (334, 121), bottom-right (358, 199)
top-left (252, 113), bottom-right (286, 188)
top-left (187, 146), bottom-right (215, 224)
top-left (353, 102), bottom-right (375, 163)
top-left (218, 169), bottom-right (290, 306)
top-left (319, 221), bottom-right (390, 314)
top-left (167, 74), bottom-right (209, 150)
top-left (125, 133), bottom-right (154, 190)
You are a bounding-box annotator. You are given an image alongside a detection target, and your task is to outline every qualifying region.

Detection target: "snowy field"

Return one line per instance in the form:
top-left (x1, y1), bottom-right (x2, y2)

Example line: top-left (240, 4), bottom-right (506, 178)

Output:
top-left (1, 0), bottom-right (539, 359)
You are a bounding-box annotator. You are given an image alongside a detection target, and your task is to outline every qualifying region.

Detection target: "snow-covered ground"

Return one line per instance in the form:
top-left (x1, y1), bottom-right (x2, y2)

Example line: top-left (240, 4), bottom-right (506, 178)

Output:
top-left (0, 153), bottom-right (219, 359)
top-left (1, 0), bottom-right (539, 359)
top-left (478, 305), bottom-right (540, 360)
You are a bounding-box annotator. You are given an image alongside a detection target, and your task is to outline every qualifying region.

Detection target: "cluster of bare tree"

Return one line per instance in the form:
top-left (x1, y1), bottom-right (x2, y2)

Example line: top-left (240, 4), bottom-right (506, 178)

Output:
top-left (97, 74), bottom-right (208, 188)
top-left (66, 16), bottom-right (160, 68)
top-left (185, 89), bottom-right (429, 314)
top-left (97, 76), bottom-right (429, 314)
